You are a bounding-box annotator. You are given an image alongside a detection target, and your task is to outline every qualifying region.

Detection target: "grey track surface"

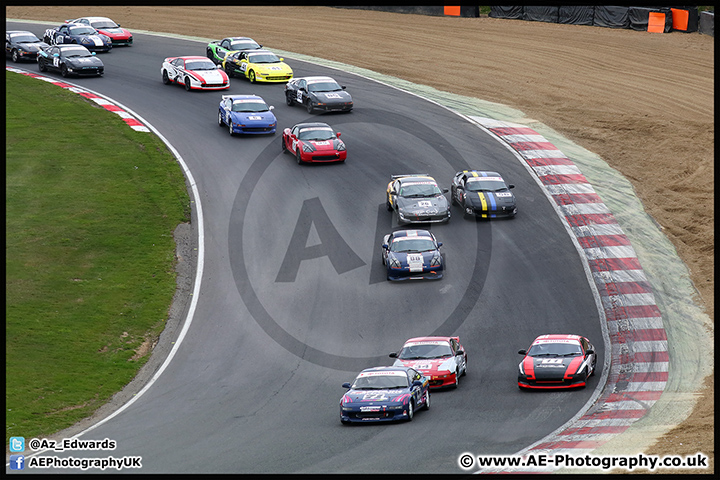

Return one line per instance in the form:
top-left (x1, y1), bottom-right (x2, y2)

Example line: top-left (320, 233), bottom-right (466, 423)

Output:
top-left (7, 23), bottom-right (604, 473)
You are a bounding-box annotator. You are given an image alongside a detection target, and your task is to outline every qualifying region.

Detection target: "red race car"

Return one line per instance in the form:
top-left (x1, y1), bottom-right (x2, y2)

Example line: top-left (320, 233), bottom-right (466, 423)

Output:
top-left (67, 17), bottom-right (133, 46)
top-left (517, 334), bottom-right (597, 390)
top-left (389, 336), bottom-right (467, 388)
top-left (281, 122), bottom-right (346, 164)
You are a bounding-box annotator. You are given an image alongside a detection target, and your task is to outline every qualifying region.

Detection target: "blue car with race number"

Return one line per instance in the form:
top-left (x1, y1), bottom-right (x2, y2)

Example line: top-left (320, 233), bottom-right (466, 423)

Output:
top-left (217, 94), bottom-right (276, 135)
top-left (43, 23), bottom-right (112, 53)
top-left (381, 229), bottom-right (444, 281)
top-left (340, 366), bottom-right (430, 424)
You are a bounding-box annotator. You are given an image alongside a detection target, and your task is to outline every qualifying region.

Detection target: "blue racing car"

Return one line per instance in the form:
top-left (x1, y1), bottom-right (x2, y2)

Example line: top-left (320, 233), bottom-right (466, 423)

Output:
top-left (381, 229), bottom-right (444, 281)
top-left (217, 94), bottom-right (276, 135)
top-left (340, 366), bottom-right (430, 424)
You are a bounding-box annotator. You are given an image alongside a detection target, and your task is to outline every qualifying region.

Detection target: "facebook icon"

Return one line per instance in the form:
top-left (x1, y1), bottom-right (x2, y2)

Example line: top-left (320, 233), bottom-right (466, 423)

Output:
top-left (10, 455), bottom-right (25, 470)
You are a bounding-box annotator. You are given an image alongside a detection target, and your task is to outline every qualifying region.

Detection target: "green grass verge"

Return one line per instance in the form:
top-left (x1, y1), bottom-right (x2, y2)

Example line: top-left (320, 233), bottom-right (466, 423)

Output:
top-left (6, 71), bottom-right (191, 439)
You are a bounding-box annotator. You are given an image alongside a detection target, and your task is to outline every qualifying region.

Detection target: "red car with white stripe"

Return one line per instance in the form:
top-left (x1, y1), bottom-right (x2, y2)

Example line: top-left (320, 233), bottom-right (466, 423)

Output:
top-left (517, 334), bottom-right (597, 389)
top-left (161, 56), bottom-right (229, 91)
top-left (389, 336), bottom-right (467, 388)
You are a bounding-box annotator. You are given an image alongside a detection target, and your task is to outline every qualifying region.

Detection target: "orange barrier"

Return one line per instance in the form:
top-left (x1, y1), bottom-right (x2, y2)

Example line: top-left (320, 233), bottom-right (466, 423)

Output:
top-left (671, 8), bottom-right (689, 31)
top-left (444, 6), bottom-right (461, 16)
top-left (647, 11), bottom-right (666, 32)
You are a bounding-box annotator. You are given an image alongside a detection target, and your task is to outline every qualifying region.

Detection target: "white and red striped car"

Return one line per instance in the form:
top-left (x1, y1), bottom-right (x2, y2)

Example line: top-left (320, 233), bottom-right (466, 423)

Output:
top-left (161, 56), bottom-right (229, 91)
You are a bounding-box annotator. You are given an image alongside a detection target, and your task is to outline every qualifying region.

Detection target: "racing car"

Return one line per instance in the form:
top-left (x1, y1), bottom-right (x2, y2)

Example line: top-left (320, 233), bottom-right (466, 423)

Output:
top-left (218, 95), bottom-right (276, 135)
top-left (380, 229), bottom-right (444, 281)
top-left (66, 17), bottom-right (133, 46)
top-left (517, 334), bottom-right (597, 390)
top-left (206, 36), bottom-right (262, 65)
top-left (161, 56), bottom-right (230, 91)
top-left (37, 44), bottom-right (104, 77)
top-left (451, 170), bottom-right (517, 219)
top-left (340, 366), bottom-right (430, 424)
top-left (43, 23), bottom-right (112, 53)
top-left (390, 336), bottom-right (467, 388)
top-left (386, 174), bottom-right (450, 224)
top-left (221, 49), bottom-right (293, 83)
top-left (281, 122), bottom-right (346, 164)
top-left (284, 76), bottom-right (353, 113)
top-left (6, 30), bottom-right (48, 62)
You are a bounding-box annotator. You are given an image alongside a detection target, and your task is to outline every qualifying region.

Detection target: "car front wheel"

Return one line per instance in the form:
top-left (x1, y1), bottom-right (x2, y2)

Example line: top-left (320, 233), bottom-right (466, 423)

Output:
top-left (306, 101), bottom-right (314, 114)
top-left (406, 401), bottom-right (414, 421)
top-left (248, 70), bottom-right (256, 83)
top-left (184, 77), bottom-right (192, 91)
top-left (218, 111), bottom-right (224, 127)
top-left (61, 64), bottom-right (69, 77)
top-left (162, 70), bottom-right (170, 85)
top-left (422, 391), bottom-right (430, 410)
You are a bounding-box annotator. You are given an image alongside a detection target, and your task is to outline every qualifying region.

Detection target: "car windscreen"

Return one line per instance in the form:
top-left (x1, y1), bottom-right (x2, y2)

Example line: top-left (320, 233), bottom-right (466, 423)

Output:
top-left (91, 21), bottom-right (118, 29)
top-left (231, 41), bottom-right (260, 50)
top-left (10, 34), bottom-right (41, 43)
top-left (465, 178), bottom-right (508, 192)
top-left (297, 127), bottom-right (334, 141)
top-left (185, 60), bottom-right (217, 71)
top-left (308, 81), bottom-right (341, 93)
top-left (232, 101), bottom-right (268, 112)
top-left (399, 343), bottom-right (453, 360)
top-left (389, 238), bottom-right (436, 254)
top-left (352, 374), bottom-right (409, 390)
top-left (247, 53), bottom-right (280, 64)
top-left (68, 26), bottom-right (96, 35)
top-left (61, 47), bottom-right (91, 57)
top-left (399, 182), bottom-right (442, 197)
top-left (527, 343), bottom-right (582, 357)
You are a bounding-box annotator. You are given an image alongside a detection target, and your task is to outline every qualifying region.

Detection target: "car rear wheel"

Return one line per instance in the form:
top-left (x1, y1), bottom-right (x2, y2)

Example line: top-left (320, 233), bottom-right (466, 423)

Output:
top-left (162, 70), bottom-right (170, 85)
top-left (184, 77), bottom-right (192, 91)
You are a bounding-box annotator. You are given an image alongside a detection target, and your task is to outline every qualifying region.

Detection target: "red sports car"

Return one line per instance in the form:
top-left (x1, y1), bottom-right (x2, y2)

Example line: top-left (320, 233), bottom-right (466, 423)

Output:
top-left (389, 336), bottom-right (467, 388)
top-left (67, 17), bottom-right (133, 46)
top-left (281, 122), bottom-right (346, 164)
top-left (517, 334), bottom-right (597, 390)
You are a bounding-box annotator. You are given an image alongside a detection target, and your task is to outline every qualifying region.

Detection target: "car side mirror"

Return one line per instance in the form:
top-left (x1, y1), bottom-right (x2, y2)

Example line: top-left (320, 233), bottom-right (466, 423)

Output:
top-left (269, 106), bottom-right (274, 110)
top-left (456, 349), bottom-right (463, 355)
top-left (412, 380), bottom-right (423, 387)
top-left (442, 188), bottom-right (449, 193)
top-left (518, 349), bottom-right (527, 355)
top-left (586, 349), bottom-right (594, 355)
top-left (53, 53), bottom-right (60, 57)
top-left (341, 85), bottom-right (347, 90)
top-left (279, 57), bottom-right (284, 61)
top-left (437, 242), bottom-right (443, 247)
top-left (508, 184), bottom-right (515, 189)
top-left (389, 352), bottom-right (398, 358)
top-left (336, 132), bottom-right (341, 138)
top-left (342, 382), bottom-right (351, 389)
top-left (382, 244), bottom-right (389, 250)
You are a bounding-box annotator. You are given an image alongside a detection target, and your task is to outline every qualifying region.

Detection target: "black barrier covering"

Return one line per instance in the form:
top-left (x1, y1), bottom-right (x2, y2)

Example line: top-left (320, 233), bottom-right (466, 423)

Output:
top-left (629, 6), bottom-right (673, 32)
top-left (593, 6), bottom-right (630, 28)
top-left (523, 6), bottom-right (559, 23)
top-left (489, 6), bottom-right (523, 20)
top-left (335, 6), bottom-right (478, 17)
top-left (558, 6), bottom-right (595, 25)
top-left (699, 10), bottom-right (714, 36)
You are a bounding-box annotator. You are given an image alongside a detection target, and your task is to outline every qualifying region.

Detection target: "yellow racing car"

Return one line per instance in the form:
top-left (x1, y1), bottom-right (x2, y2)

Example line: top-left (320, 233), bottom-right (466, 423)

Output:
top-left (222, 49), bottom-right (293, 83)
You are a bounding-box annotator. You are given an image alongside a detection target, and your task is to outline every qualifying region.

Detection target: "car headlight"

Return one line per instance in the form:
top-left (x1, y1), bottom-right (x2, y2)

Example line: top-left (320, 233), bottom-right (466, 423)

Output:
top-left (302, 143), bottom-right (315, 153)
top-left (430, 253), bottom-right (441, 267)
top-left (335, 141), bottom-right (346, 152)
top-left (388, 255), bottom-right (401, 268)
top-left (518, 362), bottom-right (525, 375)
